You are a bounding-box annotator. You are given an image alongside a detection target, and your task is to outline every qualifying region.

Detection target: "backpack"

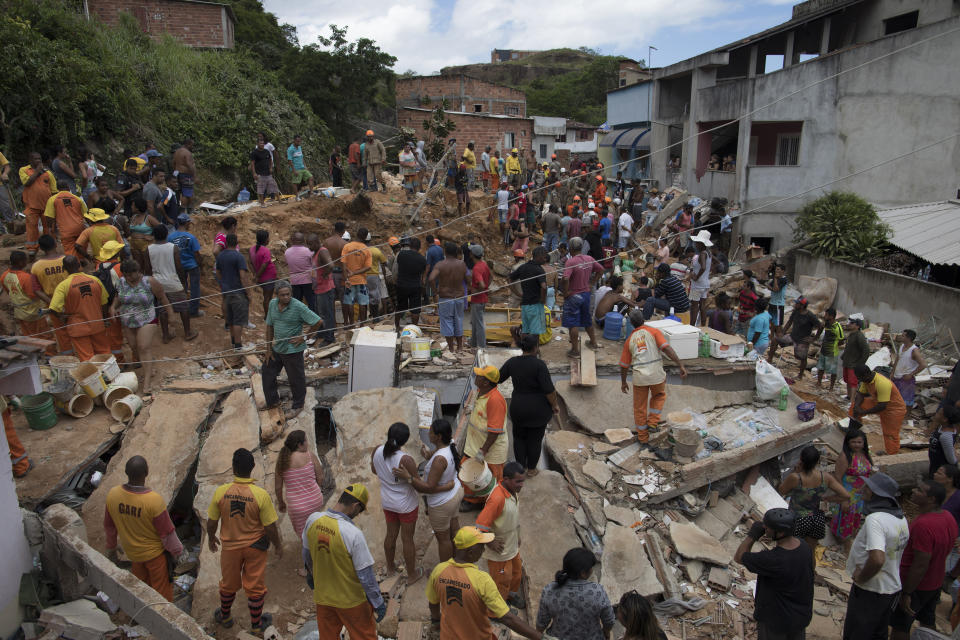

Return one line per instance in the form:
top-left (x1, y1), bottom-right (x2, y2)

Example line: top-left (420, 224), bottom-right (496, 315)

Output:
top-left (94, 261), bottom-right (118, 306)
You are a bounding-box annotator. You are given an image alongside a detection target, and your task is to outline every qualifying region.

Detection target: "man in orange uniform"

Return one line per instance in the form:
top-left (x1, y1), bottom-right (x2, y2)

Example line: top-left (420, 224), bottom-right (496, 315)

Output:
top-left (340, 227), bottom-right (372, 327)
top-left (94, 241), bottom-right (126, 362)
top-left (76, 208), bottom-right (124, 265)
top-left (475, 462), bottom-right (527, 608)
top-left (48, 256), bottom-right (110, 361)
top-left (1, 251), bottom-right (50, 341)
top-left (460, 366), bottom-right (508, 509)
top-left (207, 448), bottom-right (282, 634)
top-left (851, 364), bottom-right (908, 455)
top-left (1, 396), bottom-right (31, 477)
top-left (426, 526), bottom-right (547, 640)
top-left (104, 456), bottom-right (184, 600)
top-left (619, 309), bottom-right (688, 444)
top-left (31, 235), bottom-right (70, 354)
top-left (19, 152), bottom-right (56, 256)
top-left (44, 185), bottom-right (88, 257)
top-left (592, 174), bottom-right (606, 203)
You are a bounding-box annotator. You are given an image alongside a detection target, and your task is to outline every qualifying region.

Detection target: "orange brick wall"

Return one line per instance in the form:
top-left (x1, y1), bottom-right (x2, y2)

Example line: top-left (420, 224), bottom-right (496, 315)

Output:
top-left (398, 108), bottom-right (534, 158)
top-left (396, 75), bottom-right (526, 117)
top-left (89, 0), bottom-right (233, 48)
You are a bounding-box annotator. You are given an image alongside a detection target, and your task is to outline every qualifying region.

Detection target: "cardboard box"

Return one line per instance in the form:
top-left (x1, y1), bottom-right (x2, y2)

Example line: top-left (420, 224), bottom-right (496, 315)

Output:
top-left (702, 326), bottom-right (746, 359)
top-left (744, 245), bottom-right (764, 260)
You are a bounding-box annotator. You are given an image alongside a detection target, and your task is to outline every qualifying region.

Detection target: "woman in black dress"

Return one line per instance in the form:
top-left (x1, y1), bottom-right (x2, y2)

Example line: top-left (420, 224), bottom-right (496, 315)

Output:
top-left (497, 334), bottom-right (559, 476)
top-left (329, 146), bottom-right (343, 187)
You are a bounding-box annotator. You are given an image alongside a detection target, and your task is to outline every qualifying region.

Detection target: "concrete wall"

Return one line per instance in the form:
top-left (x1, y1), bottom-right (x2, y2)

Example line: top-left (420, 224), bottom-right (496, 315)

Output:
top-left (396, 75), bottom-right (527, 116)
top-left (794, 250), bottom-right (960, 336)
top-left (89, 0), bottom-right (233, 48)
top-left (0, 432), bottom-right (33, 636)
top-left (607, 83), bottom-right (652, 127)
top-left (397, 108), bottom-right (534, 156)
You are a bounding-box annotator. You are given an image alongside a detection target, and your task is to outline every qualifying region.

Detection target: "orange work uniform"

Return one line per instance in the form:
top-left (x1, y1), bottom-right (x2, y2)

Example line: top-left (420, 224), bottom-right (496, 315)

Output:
top-left (426, 559), bottom-right (510, 640)
top-left (849, 373), bottom-right (907, 454)
top-left (461, 387), bottom-right (507, 504)
top-left (207, 476), bottom-right (278, 628)
top-left (0, 268), bottom-right (50, 343)
top-left (44, 191), bottom-right (88, 257)
top-left (48, 273), bottom-right (109, 361)
top-left (31, 255), bottom-right (71, 355)
top-left (18, 167), bottom-right (56, 252)
top-left (620, 326), bottom-right (670, 443)
top-left (2, 397), bottom-right (30, 477)
top-left (76, 224), bottom-right (124, 265)
top-left (104, 485), bottom-right (182, 601)
top-left (475, 483), bottom-right (522, 599)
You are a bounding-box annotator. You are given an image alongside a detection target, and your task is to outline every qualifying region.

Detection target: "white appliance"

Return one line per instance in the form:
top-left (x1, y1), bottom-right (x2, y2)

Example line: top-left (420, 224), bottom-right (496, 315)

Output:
top-left (660, 324), bottom-right (702, 360)
top-left (347, 328), bottom-right (399, 392)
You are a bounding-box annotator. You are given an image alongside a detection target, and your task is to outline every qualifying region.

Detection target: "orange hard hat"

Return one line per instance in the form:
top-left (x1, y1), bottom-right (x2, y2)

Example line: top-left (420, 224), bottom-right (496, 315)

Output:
top-left (434, 239), bottom-right (441, 245)
top-left (365, 129), bottom-right (374, 136)
top-left (605, 196), bottom-right (612, 203)
top-left (513, 249), bottom-right (525, 257)
top-left (596, 175), bottom-right (603, 181)
top-left (388, 236), bottom-right (400, 246)
top-left (597, 162), bottom-right (603, 168)
top-left (573, 195), bottom-right (581, 201)
top-left (551, 154), bottom-right (557, 159)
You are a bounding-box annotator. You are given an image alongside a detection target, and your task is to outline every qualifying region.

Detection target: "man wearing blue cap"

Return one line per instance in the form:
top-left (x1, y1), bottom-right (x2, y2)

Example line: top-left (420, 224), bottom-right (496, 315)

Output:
top-left (169, 214), bottom-right (203, 317)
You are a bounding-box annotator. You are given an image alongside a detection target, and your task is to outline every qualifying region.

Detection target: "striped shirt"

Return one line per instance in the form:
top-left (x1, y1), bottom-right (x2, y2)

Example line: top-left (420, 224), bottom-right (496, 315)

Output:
top-left (654, 275), bottom-right (690, 312)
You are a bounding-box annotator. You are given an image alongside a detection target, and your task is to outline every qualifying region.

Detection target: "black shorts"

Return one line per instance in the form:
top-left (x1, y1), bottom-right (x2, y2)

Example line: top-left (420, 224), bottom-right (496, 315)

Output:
top-left (770, 304), bottom-right (785, 326)
top-left (396, 286), bottom-right (422, 314)
top-left (889, 588), bottom-right (939, 632)
top-left (224, 292), bottom-right (249, 327)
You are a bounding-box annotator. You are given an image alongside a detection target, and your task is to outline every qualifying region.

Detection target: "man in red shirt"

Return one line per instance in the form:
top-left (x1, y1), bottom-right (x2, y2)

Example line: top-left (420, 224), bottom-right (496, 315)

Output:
top-left (561, 237), bottom-right (603, 357)
top-left (468, 244), bottom-right (491, 348)
top-left (890, 480), bottom-right (958, 639)
top-left (347, 137), bottom-right (363, 193)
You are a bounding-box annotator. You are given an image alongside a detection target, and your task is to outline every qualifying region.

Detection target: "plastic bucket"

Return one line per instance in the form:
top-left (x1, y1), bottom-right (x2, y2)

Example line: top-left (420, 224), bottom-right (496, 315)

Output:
top-left (21, 393), bottom-right (58, 430)
top-left (797, 402), bottom-right (816, 422)
top-left (103, 372), bottom-right (139, 408)
top-left (411, 338), bottom-right (431, 361)
top-left (110, 394), bottom-right (143, 422)
top-left (49, 355), bottom-right (79, 384)
top-left (47, 378), bottom-right (79, 403)
top-left (458, 458), bottom-right (496, 498)
top-left (89, 354), bottom-right (121, 382)
top-left (670, 427), bottom-right (701, 458)
top-left (55, 394), bottom-right (94, 419)
top-left (71, 363), bottom-right (108, 398)
top-left (602, 312), bottom-right (623, 340)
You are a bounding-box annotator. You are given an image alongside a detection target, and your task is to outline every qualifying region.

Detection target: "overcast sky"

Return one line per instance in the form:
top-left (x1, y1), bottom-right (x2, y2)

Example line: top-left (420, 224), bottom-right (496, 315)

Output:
top-left (263, 0), bottom-right (797, 74)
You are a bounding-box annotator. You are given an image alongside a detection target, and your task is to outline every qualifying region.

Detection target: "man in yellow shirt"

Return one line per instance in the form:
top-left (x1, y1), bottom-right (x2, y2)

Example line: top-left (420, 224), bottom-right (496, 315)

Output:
top-left (104, 456), bottom-right (184, 601)
top-left (426, 526), bottom-right (547, 640)
top-left (48, 256), bottom-right (110, 361)
top-left (505, 148), bottom-right (522, 189)
top-left (31, 235), bottom-right (70, 354)
top-left (462, 142), bottom-right (477, 191)
top-left (362, 231), bottom-right (386, 319)
top-left (44, 186), bottom-right (88, 258)
top-left (75, 209), bottom-right (124, 265)
top-left (302, 483), bottom-right (386, 640)
top-left (207, 449), bottom-right (282, 634)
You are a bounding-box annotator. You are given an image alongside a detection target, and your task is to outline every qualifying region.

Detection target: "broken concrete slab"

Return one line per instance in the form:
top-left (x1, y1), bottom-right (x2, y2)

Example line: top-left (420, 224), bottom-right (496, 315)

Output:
top-left (592, 441), bottom-right (621, 455)
top-left (39, 600), bottom-right (117, 640)
top-left (694, 509), bottom-right (731, 542)
top-left (601, 524), bottom-right (662, 601)
top-left (580, 489), bottom-right (607, 537)
top-left (681, 559), bottom-right (705, 582)
top-left (557, 380), bottom-right (754, 436)
top-left (81, 392), bottom-right (217, 550)
top-left (707, 567), bottom-right (731, 592)
top-left (544, 430), bottom-right (597, 492)
top-left (196, 389), bottom-right (261, 478)
top-left (582, 459), bottom-right (613, 490)
top-left (604, 428), bottom-right (634, 444)
top-left (710, 498), bottom-right (746, 529)
top-left (669, 521), bottom-right (733, 566)
top-left (604, 503), bottom-right (636, 527)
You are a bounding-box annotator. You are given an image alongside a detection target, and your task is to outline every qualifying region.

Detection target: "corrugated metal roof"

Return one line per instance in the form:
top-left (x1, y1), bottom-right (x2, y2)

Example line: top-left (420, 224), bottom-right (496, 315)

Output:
top-left (876, 200), bottom-right (960, 266)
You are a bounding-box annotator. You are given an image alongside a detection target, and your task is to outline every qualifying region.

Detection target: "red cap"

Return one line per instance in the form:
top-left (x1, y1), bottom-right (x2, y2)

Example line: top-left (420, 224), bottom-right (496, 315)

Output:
top-left (513, 249), bottom-right (525, 257)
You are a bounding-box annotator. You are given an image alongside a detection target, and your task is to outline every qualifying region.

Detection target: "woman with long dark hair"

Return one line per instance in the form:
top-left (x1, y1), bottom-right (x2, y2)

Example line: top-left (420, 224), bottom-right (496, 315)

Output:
top-left (535, 547), bottom-right (614, 639)
top-left (370, 422), bottom-right (422, 582)
top-left (616, 591), bottom-right (666, 640)
top-left (829, 429), bottom-right (874, 552)
top-left (393, 419), bottom-right (462, 561)
top-left (497, 334), bottom-right (559, 476)
top-left (274, 429), bottom-right (324, 575)
top-left (249, 229), bottom-right (277, 317)
top-left (779, 445), bottom-right (850, 551)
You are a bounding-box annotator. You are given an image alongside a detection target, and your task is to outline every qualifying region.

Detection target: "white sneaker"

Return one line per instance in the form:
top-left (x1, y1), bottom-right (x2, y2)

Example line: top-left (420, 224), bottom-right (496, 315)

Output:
top-left (246, 322), bottom-right (257, 329)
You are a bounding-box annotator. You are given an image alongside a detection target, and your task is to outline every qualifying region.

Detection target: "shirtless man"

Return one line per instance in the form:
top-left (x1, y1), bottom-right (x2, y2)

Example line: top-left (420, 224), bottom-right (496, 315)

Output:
top-left (429, 242), bottom-right (469, 352)
top-left (594, 275), bottom-right (639, 326)
top-left (323, 221), bottom-right (348, 301)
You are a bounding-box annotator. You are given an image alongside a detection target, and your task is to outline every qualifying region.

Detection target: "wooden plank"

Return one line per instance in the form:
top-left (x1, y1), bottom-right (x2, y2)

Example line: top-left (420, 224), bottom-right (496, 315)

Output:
top-left (579, 334), bottom-right (597, 386)
top-left (396, 621), bottom-right (424, 640)
top-left (645, 418), bottom-right (829, 504)
top-left (569, 357), bottom-right (582, 386)
top-left (645, 530), bottom-right (680, 599)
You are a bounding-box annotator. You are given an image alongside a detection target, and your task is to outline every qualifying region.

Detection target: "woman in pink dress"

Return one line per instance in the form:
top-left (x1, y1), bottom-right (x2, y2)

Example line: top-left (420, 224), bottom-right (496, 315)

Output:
top-left (829, 428), bottom-right (874, 552)
top-left (275, 430), bottom-right (324, 575)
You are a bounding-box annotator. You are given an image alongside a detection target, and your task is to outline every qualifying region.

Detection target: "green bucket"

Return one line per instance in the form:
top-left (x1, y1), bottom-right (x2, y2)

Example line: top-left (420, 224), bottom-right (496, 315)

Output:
top-left (21, 393), bottom-right (58, 431)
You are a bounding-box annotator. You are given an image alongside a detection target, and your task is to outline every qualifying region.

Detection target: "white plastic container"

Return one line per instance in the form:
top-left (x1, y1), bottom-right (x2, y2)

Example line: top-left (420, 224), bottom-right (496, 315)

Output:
top-left (410, 338), bottom-right (431, 361)
top-left (710, 339), bottom-right (746, 359)
top-left (660, 324), bottom-right (701, 360)
top-left (110, 394), bottom-right (143, 422)
top-left (90, 354), bottom-right (121, 382)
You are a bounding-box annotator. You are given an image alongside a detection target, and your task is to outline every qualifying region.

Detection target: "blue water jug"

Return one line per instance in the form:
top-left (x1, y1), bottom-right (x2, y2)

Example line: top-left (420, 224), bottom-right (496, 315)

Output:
top-left (622, 314), bottom-right (634, 339)
top-left (238, 187), bottom-right (250, 202)
top-left (603, 312), bottom-right (623, 340)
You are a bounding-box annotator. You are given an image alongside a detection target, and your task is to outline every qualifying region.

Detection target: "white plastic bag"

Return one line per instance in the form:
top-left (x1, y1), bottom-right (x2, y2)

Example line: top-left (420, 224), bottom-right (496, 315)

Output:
top-left (755, 358), bottom-right (787, 400)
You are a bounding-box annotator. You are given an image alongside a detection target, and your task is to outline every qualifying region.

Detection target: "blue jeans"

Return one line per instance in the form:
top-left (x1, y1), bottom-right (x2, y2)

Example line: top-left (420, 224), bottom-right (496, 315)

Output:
top-left (642, 296), bottom-right (673, 320)
top-left (543, 232), bottom-right (559, 252)
top-left (185, 267), bottom-right (201, 316)
top-left (315, 289), bottom-right (336, 344)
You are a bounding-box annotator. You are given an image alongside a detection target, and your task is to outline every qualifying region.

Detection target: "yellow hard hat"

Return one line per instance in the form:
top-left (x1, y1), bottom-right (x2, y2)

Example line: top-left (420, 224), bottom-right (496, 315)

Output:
top-left (343, 483), bottom-right (370, 507)
top-left (454, 526), bottom-right (496, 549)
top-left (473, 365), bottom-right (500, 383)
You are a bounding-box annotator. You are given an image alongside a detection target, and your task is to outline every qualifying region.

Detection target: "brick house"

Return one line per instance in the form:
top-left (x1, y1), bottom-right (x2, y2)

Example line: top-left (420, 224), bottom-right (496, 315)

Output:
top-left (396, 75), bottom-right (527, 118)
top-left (397, 107), bottom-right (534, 158)
top-left (85, 0), bottom-right (236, 49)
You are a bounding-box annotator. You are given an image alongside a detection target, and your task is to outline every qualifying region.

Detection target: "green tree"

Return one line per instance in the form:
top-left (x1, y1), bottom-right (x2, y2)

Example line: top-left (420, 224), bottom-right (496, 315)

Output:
top-left (794, 191), bottom-right (890, 262)
top-left (225, 0), bottom-right (298, 70)
top-left (421, 103), bottom-right (456, 161)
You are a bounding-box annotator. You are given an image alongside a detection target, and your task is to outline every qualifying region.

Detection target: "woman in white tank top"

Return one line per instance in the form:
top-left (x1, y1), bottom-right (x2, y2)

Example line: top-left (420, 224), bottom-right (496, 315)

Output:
top-left (394, 419), bottom-right (463, 562)
top-left (892, 329), bottom-right (927, 408)
top-left (371, 422), bottom-right (424, 582)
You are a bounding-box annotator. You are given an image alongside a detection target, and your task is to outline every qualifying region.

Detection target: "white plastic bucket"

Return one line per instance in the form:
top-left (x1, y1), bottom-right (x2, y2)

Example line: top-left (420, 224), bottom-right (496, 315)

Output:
top-left (103, 373), bottom-right (139, 408)
top-left (458, 458), bottom-right (496, 497)
top-left (70, 363), bottom-right (107, 398)
top-left (411, 338), bottom-right (431, 361)
top-left (110, 394), bottom-right (143, 422)
top-left (89, 354), bottom-right (121, 382)
top-left (55, 394), bottom-right (94, 418)
top-left (49, 356), bottom-right (79, 384)
top-left (48, 378), bottom-right (79, 403)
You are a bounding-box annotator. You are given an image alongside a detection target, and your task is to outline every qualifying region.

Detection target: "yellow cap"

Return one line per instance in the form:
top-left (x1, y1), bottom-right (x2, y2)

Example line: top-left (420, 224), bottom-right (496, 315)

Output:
top-left (511, 148), bottom-right (518, 153)
top-left (454, 526), bottom-right (496, 550)
top-left (84, 207), bottom-right (110, 222)
top-left (473, 365), bottom-right (500, 383)
top-left (98, 240), bottom-right (125, 262)
top-left (343, 483), bottom-right (369, 507)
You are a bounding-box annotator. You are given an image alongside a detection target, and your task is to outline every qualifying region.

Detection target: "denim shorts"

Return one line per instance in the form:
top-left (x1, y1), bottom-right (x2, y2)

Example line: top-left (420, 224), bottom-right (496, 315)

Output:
top-left (438, 298), bottom-right (463, 337)
top-left (343, 283), bottom-right (369, 305)
top-left (562, 291), bottom-right (592, 328)
top-left (498, 208), bottom-right (507, 223)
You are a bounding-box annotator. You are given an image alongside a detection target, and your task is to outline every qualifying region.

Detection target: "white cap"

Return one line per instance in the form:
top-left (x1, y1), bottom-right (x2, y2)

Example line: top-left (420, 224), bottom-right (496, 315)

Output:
top-left (560, 168), bottom-right (567, 173)
top-left (588, 202), bottom-right (595, 209)
top-left (342, 231), bottom-right (351, 240)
